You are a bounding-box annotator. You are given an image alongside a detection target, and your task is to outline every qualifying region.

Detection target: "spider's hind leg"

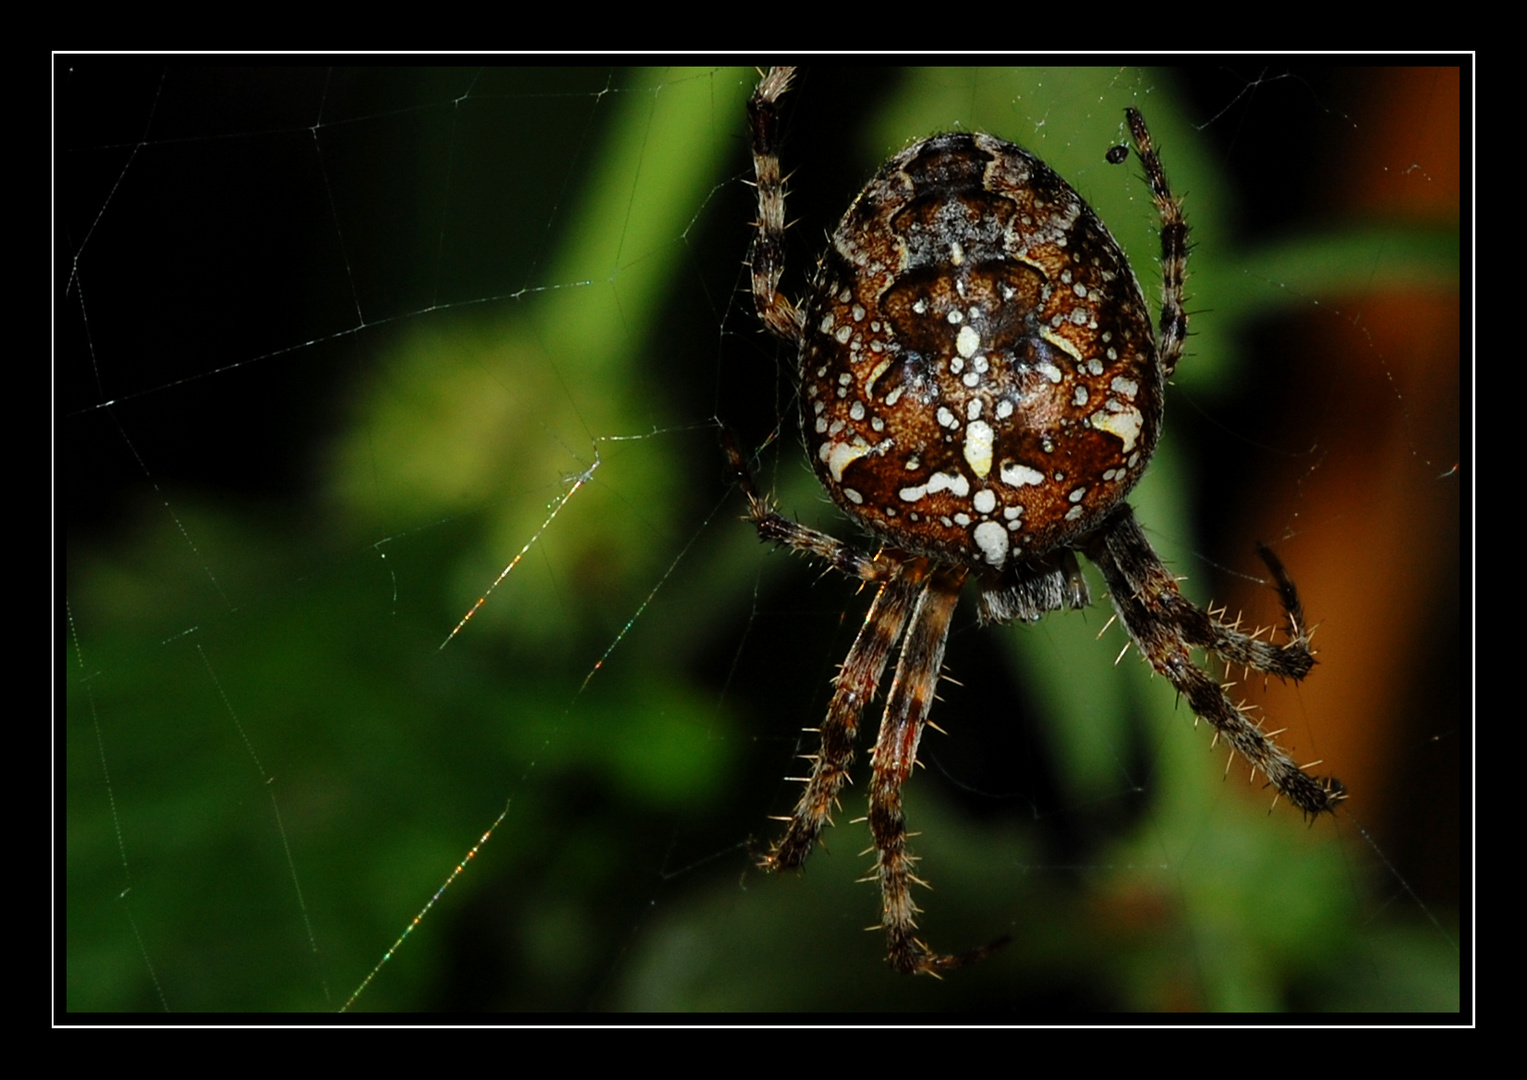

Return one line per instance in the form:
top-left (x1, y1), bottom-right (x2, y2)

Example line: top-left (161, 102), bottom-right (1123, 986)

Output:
top-left (765, 571), bottom-right (923, 871)
top-left (865, 565), bottom-right (995, 975)
top-left (1087, 504), bottom-right (1345, 817)
top-left (1167, 542), bottom-right (1316, 682)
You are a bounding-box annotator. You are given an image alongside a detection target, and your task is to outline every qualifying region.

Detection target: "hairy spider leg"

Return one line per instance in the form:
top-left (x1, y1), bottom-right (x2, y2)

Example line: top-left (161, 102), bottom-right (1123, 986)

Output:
top-left (1086, 505), bottom-right (1346, 816)
top-left (747, 65), bottom-right (802, 344)
top-left (1125, 107), bottom-right (1189, 379)
top-left (865, 565), bottom-right (998, 975)
top-left (767, 572), bottom-right (922, 870)
top-left (727, 432), bottom-right (1002, 972)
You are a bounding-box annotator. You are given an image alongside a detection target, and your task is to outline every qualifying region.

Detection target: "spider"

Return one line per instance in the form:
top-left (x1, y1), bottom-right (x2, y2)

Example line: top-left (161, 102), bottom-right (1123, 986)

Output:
top-left (731, 67), bottom-right (1346, 976)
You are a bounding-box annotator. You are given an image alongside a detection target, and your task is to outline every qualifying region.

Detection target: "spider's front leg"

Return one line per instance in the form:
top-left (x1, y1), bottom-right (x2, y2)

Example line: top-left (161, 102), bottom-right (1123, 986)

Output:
top-left (747, 65), bottom-right (803, 346)
top-left (1087, 505), bottom-right (1346, 816)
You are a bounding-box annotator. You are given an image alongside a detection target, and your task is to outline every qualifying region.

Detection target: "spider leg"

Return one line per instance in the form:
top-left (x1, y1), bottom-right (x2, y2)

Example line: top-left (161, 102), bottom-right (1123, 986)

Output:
top-left (723, 429), bottom-right (895, 584)
top-left (725, 429), bottom-right (911, 866)
top-left (748, 65), bottom-right (803, 346)
top-left (866, 565), bottom-right (997, 975)
top-left (1179, 543), bottom-right (1315, 681)
top-left (1126, 108), bottom-right (1188, 379)
top-left (727, 432), bottom-right (1003, 971)
top-left (1087, 504), bottom-right (1346, 817)
top-left (765, 570), bottom-right (922, 871)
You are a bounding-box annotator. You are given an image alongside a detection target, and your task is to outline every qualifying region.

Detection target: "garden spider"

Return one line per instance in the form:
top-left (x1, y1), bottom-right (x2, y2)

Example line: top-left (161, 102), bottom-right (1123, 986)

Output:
top-left (731, 67), bottom-right (1346, 976)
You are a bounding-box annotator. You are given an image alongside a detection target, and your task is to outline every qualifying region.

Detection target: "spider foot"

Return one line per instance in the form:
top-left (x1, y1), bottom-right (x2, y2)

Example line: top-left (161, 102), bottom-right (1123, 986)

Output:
top-left (760, 829), bottom-right (818, 873)
top-left (1305, 775), bottom-right (1348, 817)
top-left (891, 933), bottom-right (1011, 977)
top-left (1275, 768), bottom-right (1348, 818)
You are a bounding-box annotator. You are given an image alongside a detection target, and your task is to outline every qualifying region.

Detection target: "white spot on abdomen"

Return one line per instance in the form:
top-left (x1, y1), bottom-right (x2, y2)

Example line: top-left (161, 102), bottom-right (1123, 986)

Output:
top-left (956, 324), bottom-right (980, 359)
top-left (1090, 404), bottom-right (1144, 453)
top-left (898, 470), bottom-right (971, 503)
top-left (1000, 462), bottom-right (1044, 488)
top-left (973, 521), bottom-right (1009, 567)
top-left (821, 438), bottom-right (885, 482)
top-left (963, 420), bottom-right (994, 478)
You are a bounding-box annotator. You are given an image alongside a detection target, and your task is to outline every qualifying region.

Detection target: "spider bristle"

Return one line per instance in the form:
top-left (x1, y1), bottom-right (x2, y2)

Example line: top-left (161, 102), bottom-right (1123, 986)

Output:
top-left (1096, 613), bottom-right (1119, 639)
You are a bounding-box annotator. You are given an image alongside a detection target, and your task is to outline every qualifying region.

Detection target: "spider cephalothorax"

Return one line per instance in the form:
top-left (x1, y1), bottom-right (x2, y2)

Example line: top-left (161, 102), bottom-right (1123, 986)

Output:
top-left (733, 67), bottom-right (1344, 976)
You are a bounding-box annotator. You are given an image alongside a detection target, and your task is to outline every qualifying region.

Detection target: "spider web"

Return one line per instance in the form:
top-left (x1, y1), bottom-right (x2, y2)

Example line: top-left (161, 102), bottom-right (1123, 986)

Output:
top-left (59, 62), bottom-right (1466, 1016)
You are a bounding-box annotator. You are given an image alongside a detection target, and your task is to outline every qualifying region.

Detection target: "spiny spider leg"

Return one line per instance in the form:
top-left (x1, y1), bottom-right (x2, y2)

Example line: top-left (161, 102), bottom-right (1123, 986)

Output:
top-left (1126, 107), bottom-right (1188, 379)
top-left (722, 429), bottom-right (894, 585)
top-left (865, 565), bottom-right (997, 975)
top-left (1179, 543), bottom-right (1315, 680)
top-left (727, 429), bottom-right (995, 969)
top-left (1115, 533), bottom-right (1315, 682)
top-left (768, 571), bottom-right (922, 871)
top-left (725, 429), bottom-right (913, 867)
top-left (747, 65), bottom-right (803, 345)
top-left (1085, 505), bottom-right (1346, 816)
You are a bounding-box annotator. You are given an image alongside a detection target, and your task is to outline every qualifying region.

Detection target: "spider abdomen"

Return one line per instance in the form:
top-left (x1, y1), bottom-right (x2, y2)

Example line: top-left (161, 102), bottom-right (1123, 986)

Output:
top-left (799, 132), bottom-right (1163, 573)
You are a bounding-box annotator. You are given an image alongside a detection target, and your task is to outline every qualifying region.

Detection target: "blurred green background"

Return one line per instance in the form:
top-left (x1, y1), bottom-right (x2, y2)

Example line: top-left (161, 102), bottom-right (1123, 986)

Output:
top-left (62, 65), bottom-right (1461, 1014)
